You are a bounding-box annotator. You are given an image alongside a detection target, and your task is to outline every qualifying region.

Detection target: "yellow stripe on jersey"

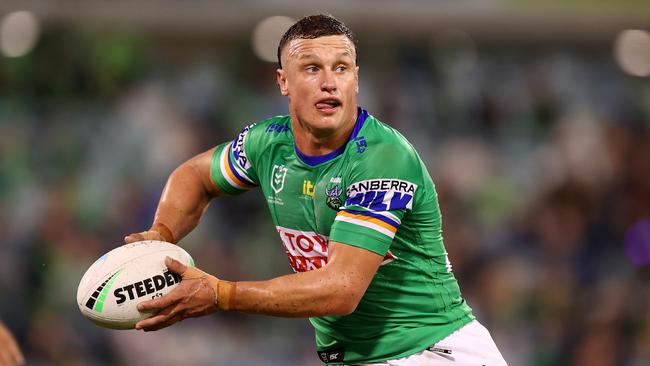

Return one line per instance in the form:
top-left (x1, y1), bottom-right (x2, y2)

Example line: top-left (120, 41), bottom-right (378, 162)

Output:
top-left (220, 145), bottom-right (256, 190)
top-left (335, 210), bottom-right (398, 239)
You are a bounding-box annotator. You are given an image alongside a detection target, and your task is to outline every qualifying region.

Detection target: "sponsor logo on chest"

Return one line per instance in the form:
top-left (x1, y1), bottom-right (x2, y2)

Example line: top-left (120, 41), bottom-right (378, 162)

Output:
top-left (276, 226), bottom-right (398, 272)
top-left (276, 226), bottom-right (328, 272)
top-left (303, 180), bottom-right (315, 197)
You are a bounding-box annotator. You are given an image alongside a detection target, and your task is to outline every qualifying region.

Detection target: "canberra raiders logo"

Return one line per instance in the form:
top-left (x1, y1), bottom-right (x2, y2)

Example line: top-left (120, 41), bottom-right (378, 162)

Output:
top-left (325, 184), bottom-right (342, 210)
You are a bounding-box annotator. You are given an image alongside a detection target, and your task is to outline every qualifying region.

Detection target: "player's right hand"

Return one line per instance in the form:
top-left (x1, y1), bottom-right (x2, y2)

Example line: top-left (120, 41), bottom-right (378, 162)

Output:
top-left (124, 230), bottom-right (167, 244)
top-left (0, 321), bottom-right (24, 366)
top-left (134, 257), bottom-right (223, 331)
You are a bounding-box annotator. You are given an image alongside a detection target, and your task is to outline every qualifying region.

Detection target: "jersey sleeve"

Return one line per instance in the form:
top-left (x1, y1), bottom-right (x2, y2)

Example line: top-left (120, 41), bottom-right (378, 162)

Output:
top-left (210, 123), bottom-right (260, 195)
top-left (329, 141), bottom-right (421, 256)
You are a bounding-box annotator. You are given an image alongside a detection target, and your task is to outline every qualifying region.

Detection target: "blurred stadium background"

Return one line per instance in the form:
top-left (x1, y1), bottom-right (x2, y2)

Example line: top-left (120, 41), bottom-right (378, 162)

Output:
top-left (1, 1), bottom-right (649, 365)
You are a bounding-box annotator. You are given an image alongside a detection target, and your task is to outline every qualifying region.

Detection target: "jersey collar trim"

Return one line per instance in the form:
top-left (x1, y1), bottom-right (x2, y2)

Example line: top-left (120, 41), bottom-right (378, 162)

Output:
top-left (294, 107), bottom-right (369, 167)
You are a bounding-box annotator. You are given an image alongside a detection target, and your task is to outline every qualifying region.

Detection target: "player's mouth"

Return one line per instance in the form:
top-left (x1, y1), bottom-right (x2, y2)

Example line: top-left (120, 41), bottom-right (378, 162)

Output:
top-left (315, 98), bottom-right (341, 113)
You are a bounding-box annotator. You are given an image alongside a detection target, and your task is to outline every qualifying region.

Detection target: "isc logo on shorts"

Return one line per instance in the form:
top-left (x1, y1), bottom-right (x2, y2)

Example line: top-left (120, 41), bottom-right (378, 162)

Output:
top-left (276, 226), bottom-right (328, 272)
top-left (345, 179), bottom-right (417, 211)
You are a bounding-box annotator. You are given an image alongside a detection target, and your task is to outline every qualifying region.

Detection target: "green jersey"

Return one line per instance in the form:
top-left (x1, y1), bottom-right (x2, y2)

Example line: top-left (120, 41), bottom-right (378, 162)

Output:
top-left (210, 108), bottom-right (474, 364)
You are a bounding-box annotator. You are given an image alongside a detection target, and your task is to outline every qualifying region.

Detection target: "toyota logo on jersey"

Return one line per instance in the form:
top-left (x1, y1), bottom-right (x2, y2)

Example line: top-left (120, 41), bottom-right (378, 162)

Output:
top-left (276, 226), bottom-right (329, 272)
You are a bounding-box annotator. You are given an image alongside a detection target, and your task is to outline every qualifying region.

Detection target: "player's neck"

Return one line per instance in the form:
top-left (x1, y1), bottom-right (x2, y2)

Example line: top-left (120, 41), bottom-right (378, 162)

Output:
top-left (292, 113), bottom-right (357, 157)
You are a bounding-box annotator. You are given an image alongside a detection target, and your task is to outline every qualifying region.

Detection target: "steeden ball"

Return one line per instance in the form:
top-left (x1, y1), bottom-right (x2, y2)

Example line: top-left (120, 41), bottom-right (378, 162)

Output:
top-left (76, 240), bottom-right (194, 329)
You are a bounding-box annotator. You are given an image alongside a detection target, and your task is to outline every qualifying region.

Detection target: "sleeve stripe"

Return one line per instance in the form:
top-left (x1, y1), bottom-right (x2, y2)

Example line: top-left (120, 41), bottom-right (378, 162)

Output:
top-left (339, 206), bottom-right (402, 224)
top-left (226, 145), bottom-right (256, 185)
top-left (381, 211), bottom-right (401, 224)
top-left (220, 145), bottom-right (256, 190)
top-left (341, 209), bottom-right (401, 228)
top-left (335, 211), bottom-right (397, 239)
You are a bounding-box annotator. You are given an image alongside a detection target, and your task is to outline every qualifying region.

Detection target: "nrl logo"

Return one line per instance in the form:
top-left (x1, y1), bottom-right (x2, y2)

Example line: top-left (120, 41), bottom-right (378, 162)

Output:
top-left (271, 164), bottom-right (288, 194)
top-left (325, 185), bottom-right (342, 210)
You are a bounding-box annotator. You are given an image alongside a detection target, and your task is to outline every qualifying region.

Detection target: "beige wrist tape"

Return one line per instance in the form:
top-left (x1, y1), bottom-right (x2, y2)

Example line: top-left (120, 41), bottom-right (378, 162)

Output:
top-left (215, 280), bottom-right (236, 311)
top-left (152, 222), bottom-right (175, 244)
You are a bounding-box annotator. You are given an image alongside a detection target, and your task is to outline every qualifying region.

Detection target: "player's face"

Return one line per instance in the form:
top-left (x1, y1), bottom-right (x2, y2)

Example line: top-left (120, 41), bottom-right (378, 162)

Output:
top-left (277, 35), bottom-right (359, 137)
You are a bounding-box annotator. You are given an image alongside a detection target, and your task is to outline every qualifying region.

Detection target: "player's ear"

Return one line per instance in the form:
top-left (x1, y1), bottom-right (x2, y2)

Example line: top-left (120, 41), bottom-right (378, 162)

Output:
top-left (355, 66), bottom-right (360, 94)
top-left (277, 68), bottom-right (289, 96)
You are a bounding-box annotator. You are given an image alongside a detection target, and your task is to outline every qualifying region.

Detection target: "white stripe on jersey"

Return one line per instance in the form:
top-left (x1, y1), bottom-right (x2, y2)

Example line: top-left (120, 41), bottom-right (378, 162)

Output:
top-left (218, 145), bottom-right (241, 189)
top-left (229, 146), bottom-right (256, 185)
top-left (376, 210), bottom-right (401, 225)
top-left (218, 144), bottom-right (256, 190)
top-left (335, 215), bottom-right (396, 239)
top-left (338, 206), bottom-right (402, 226)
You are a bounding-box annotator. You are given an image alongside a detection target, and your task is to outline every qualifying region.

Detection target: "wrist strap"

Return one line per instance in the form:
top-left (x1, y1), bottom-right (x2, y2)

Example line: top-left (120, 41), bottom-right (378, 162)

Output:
top-left (215, 280), bottom-right (236, 311)
top-left (152, 222), bottom-right (175, 243)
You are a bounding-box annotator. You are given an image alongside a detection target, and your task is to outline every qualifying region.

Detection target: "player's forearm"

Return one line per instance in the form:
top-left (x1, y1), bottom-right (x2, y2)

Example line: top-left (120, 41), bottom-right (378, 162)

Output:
top-left (152, 161), bottom-right (218, 243)
top-left (223, 269), bottom-right (360, 317)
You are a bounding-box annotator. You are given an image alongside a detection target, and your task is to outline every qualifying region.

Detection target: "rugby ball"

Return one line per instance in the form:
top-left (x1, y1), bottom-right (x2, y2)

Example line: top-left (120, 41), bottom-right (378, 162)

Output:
top-left (76, 240), bottom-right (194, 330)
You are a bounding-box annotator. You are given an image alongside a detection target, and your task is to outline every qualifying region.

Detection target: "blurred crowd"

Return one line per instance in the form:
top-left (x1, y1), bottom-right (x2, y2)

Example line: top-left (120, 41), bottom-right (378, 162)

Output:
top-left (0, 25), bottom-right (649, 366)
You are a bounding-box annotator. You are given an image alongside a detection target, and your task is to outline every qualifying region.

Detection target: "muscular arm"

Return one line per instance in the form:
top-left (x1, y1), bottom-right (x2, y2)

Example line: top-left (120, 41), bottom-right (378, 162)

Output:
top-left (231, 241), bottom-right (383, 317)
top-left (125, 148), bottom-right (221, 244)
top-left (135, 242), bottom-right (383, 330)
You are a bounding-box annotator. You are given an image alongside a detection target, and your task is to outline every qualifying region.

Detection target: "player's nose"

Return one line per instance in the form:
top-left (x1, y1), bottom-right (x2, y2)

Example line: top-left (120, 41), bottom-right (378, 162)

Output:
top-left (320, 70), bottom-right (337, 93)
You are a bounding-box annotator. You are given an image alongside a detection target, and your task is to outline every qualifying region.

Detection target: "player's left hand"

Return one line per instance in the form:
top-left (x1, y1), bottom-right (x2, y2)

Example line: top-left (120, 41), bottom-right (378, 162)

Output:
top-left (135, 257), bottom-right (220, 331)
top-left (123, 230), bottom-right (167, 244)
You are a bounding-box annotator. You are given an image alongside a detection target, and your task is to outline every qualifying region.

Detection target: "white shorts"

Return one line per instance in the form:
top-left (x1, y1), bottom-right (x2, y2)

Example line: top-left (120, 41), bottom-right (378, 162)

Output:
top-left (356, 320), bottom-right (507, 366)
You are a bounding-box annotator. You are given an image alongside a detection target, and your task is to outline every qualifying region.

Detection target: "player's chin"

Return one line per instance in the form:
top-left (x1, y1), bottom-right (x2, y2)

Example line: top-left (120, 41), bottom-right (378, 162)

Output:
top-left (310, 118), bottom-right (342, 135)
top-left (314, 107), bottom-right (344, 123)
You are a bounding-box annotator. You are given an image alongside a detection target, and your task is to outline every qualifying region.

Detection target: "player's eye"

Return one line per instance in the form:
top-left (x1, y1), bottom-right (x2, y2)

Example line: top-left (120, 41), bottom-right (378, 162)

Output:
top-left (336, 65), bottom-right (347, 72)
top-left (305, 65), bottom-right (319, 73)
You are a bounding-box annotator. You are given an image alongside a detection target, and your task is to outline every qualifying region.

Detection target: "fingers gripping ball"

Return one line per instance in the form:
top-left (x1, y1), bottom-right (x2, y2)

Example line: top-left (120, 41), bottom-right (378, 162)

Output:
top-left (76, 240), bottom-right (194, 329)
top-left (134, 257), bottom-right (230, 332)
top-left (124, 223), bottom-right (173, 244)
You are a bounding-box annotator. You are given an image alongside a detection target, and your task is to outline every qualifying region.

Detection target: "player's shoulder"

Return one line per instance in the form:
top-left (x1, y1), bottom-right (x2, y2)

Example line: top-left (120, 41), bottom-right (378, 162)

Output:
top-left (252, 114), bottom-right (292, 133)
top-left (242, 114), bottom-right (291, 139)
top-left (354, 113), bottom-right (419, 164)
top-left (344, 113), bottom-right (428, 203)
top-left (235, 114), bottom-right (292, 149)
